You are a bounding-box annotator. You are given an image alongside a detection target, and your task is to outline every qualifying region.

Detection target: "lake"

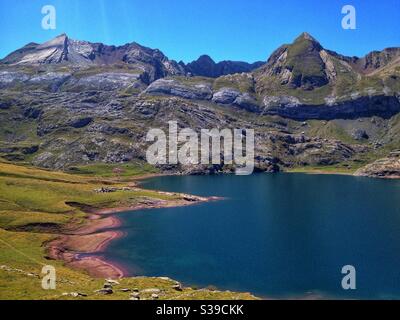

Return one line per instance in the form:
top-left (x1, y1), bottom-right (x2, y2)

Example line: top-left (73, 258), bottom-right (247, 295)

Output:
top-left (103, 173), bottom-right (400, 299)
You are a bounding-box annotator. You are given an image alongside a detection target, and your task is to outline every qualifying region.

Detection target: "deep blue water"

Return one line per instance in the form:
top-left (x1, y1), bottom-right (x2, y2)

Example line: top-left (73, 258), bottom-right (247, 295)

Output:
top-left (103, 173), bottom-right (400, 299)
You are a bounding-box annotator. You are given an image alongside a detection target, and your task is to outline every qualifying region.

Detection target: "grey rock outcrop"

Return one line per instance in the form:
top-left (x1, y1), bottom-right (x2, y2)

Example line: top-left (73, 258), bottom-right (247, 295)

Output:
top-left (234, 93), bottom-right (260, 112)
top-left (354, 153), bottom-right (400, 178)
top-left (351, 129), bottom-right (369, 140)
top-left (69, 73), bottom-right (143, 91)
top-left (0, 71), bottom-right (29, 88)
top-left (263, 95), bottom-right (400, 120)
top-left (212, 88), bottom-right (240, 104)
top-left (212, 88), bottom-right (260, 112)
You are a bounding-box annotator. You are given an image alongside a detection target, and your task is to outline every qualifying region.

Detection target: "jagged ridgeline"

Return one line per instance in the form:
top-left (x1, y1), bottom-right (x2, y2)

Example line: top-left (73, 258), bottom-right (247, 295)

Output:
top-left (0, 32), bottom-right (399, 176)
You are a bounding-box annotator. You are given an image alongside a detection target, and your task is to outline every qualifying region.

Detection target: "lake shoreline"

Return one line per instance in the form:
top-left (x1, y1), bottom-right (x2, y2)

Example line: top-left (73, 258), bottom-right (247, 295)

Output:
top-left (45, 168), bottom-right (390, 278)
top-left (46, 181), bottom-right (221, 279)
top-left (45, 169), bottom-right (399, 298)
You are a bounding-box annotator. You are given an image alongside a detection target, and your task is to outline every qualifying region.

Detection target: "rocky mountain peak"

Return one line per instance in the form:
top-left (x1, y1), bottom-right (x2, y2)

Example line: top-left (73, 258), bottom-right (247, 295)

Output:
top-left (291, 32), bottom-right (323, 54)
top-left (296, 32), bottom-right (319, 43)
top-left (197, 55), bottom-right (216, 63)
top-left (257, 32), bottom-right (328, 90)
top-left (1, 35), bottom-right (264, 80)
top-left (185, 54), bottom-right (263, 78)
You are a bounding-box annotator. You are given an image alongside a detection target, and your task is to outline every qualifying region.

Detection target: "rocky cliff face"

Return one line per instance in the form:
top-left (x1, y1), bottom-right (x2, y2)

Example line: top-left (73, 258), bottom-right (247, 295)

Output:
top-left (355, 153), bottom-right (400, 178)
top-left (253, 32), bottom-right (400, 120)
top-left (262, 95), bottom-right (400, 120)
top-left (343, 48), bottom-right (400, 74)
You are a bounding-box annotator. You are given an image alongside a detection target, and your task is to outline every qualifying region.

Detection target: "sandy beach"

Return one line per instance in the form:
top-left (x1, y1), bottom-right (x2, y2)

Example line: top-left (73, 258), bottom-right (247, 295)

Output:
top-left (46, 187), bottom-right (219, 279)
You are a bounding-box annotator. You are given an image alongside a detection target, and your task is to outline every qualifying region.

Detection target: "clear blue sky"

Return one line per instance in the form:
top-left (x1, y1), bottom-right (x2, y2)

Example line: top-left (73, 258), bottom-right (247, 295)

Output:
top-left (0, 0), bottom-right (399, 62)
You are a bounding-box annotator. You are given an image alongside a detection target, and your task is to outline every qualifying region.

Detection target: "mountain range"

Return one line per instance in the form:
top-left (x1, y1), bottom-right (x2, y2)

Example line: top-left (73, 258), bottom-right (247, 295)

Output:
top-left (0, 33), bottom-right (263, 80)
top-left (0, 32), bottom-right (399, 177)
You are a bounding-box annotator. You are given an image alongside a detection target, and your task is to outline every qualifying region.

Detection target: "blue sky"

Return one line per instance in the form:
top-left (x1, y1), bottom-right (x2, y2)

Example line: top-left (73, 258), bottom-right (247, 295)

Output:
top-left (0, 0), bottom-right (399, 62)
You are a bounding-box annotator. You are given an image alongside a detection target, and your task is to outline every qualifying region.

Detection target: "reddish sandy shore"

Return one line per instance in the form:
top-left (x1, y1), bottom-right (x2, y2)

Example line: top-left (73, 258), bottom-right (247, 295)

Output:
top-left (46, 189), bottom-right (220, 279)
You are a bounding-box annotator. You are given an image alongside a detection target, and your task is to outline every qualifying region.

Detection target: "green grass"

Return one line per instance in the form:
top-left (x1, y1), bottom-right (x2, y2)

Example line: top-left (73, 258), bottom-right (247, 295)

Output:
top-left (213, 74), bottom-right (255, 93)
top-left (285, 38), bottom-right (326, 80)
top-left (167, 76), bottom-right (214, 86)
top-left (66, 162), bottom-right (159, 179)
top-left (0, 226), bottom-right (256, 300)
top-left (286, 165), bottom-right (357, 175)
top-left (72, 65), bottom-right (142, 79)
top-left (255, 69), bottom-right (333, 105)
top-left (306, 121), bottom-right (357, 144)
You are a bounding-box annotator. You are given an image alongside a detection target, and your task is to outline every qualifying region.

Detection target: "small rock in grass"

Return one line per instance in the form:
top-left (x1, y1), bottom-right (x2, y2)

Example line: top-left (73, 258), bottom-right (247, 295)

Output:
top-left (105, 279), bottom-right (120, 285)
top-left (62, 292), bottom-right (87, 297)
top-left (172, 284), bottom-right (183, 291)
top-left (95, 288), bottom-right (113, 295)
top-left (141, 288), bottom-right (160, 294)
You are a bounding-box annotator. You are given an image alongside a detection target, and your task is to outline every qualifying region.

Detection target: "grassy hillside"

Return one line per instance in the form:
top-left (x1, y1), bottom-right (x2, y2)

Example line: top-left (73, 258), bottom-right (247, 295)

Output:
top-left (0, 162), bottom-right (257, 300)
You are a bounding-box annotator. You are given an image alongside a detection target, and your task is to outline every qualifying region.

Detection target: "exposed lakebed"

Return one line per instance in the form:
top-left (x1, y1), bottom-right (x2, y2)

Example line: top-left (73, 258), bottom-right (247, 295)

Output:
top-left (101, 173), bottom-right (400, 299)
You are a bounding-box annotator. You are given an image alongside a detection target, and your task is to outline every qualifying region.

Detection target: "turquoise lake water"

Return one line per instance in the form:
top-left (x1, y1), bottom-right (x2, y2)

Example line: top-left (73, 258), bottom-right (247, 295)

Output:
top-left (102, 173), bottom-right (400, 299)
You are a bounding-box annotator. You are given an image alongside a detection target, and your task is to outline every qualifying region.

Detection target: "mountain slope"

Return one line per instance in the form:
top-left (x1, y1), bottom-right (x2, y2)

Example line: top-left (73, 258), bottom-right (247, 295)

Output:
top-left (1, 34), bottom-right (263, 81)
top-left (185, 54), bottom-right (264, 78)
top-left (1, 34), bottom-right (186, 83)
top-left (253, 32), bottom-right (400, 119)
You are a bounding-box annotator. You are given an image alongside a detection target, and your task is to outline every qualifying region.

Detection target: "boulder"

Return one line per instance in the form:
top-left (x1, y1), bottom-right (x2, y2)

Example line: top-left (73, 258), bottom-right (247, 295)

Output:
top-left (172, 284), bottom-right (183, 291)
top-left (103, 283), bottom-right (113, 289)
top-left (105, 279), bottom-right (120, 285)
top-left (62, 292), bottom-right (87, 297)
top-left (0, 71), bottom-right (29, 88)
top-left (140, 288), bottom-right (161, 294)
top-left (95, 288), bottom-right (113, 295)
top-left (130, 292), bottom-right (140, 298)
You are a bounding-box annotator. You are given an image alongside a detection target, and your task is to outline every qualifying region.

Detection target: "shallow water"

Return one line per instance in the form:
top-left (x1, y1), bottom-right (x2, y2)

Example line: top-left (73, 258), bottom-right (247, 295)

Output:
top-left (103, 173), bottom-right (400, 299)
